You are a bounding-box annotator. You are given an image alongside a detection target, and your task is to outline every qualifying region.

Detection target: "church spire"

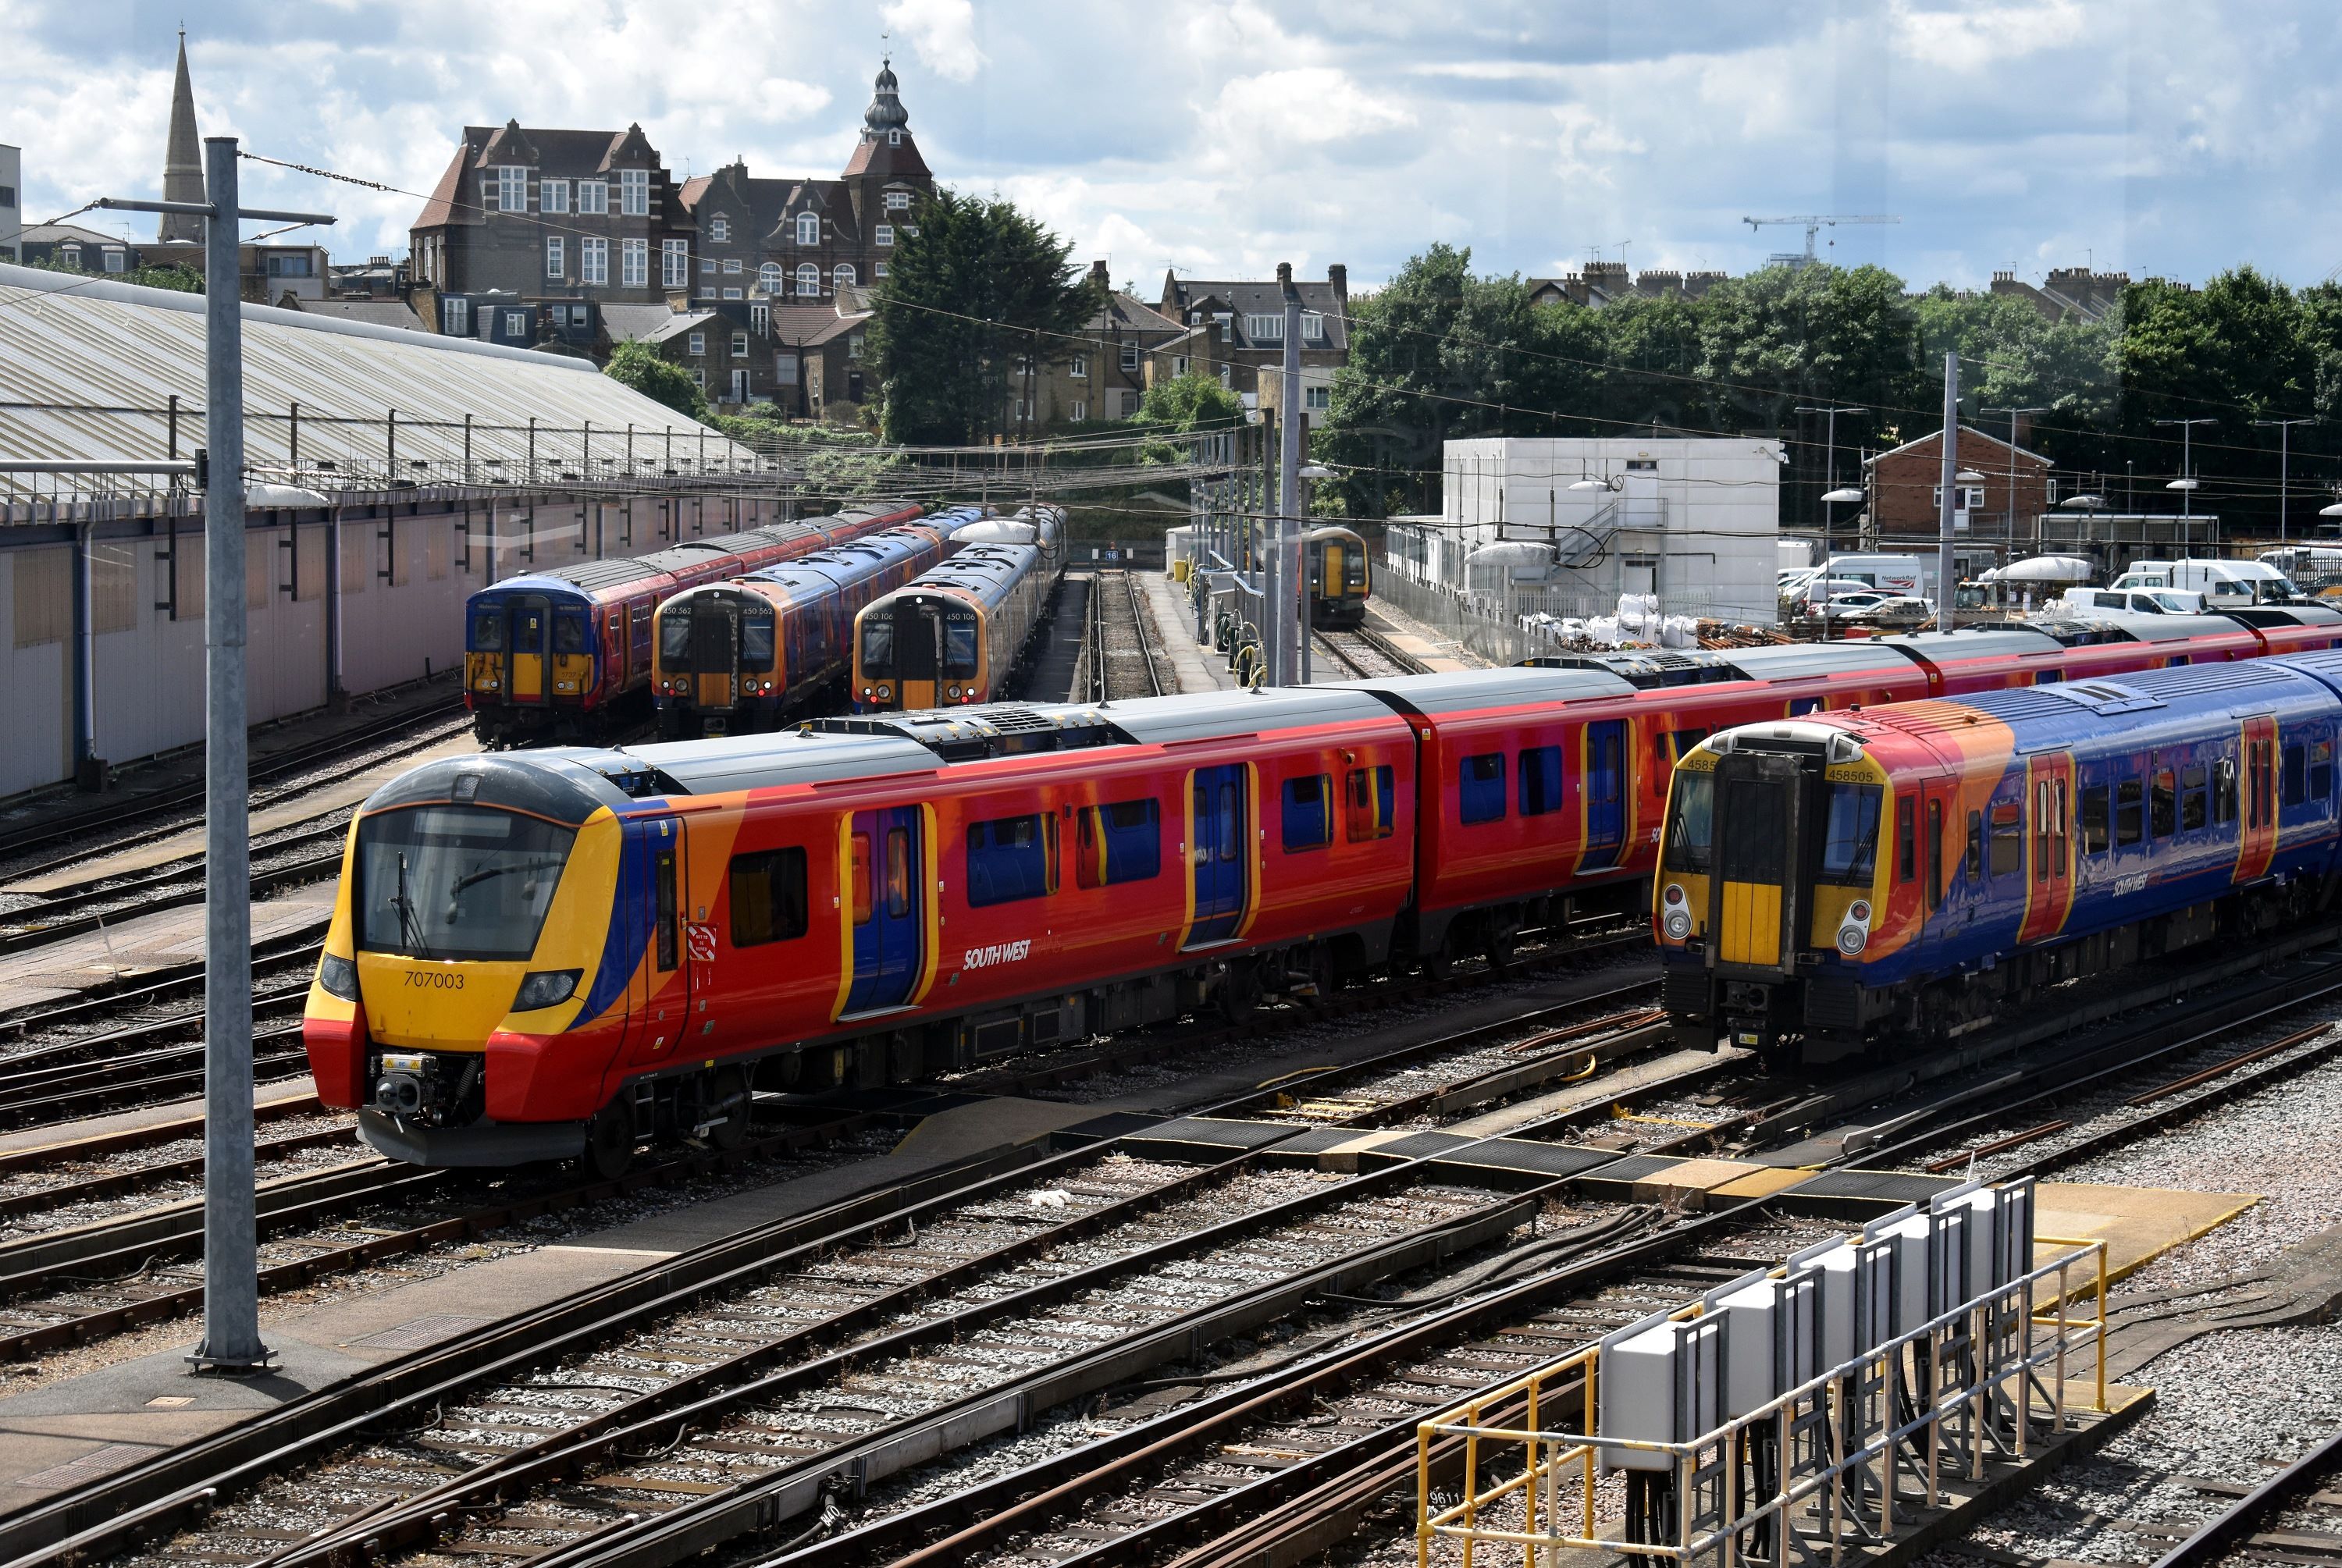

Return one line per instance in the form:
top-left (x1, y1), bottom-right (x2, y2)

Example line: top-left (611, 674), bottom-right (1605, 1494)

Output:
top-left (158, 30), bottom-right (204, 245)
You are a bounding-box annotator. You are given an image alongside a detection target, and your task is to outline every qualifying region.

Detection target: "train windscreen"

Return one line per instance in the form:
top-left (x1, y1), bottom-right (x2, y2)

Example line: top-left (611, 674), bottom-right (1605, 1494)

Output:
top-left (860, 616), bottom-right (895, 677)
top-left (1661, 773), bottom-right (1713, 874)
top-left (354, 805), bottom-right (577, 963)
top-left (660, 607), bottom-right (692, 670)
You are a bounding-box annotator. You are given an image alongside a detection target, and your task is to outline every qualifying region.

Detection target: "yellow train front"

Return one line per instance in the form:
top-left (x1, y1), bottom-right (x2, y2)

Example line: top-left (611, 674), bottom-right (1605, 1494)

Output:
top-left (1653, 723), bottom-right (1891, 1065)
top-left (1304, 524), bottom-right (1371, 629)
top-left (852, 543), bottom-right (1045, 710)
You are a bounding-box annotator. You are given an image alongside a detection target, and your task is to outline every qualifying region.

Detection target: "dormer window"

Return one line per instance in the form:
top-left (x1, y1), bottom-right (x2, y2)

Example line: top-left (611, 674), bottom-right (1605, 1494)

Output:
top-left (884, 191), bottom-right (911, 211)
top-left (796, 211), bottom-right (819, 246)
top-left (710, 213), bottom-right (729, 243)
top-left (888, 130), bottom-right (902, 146)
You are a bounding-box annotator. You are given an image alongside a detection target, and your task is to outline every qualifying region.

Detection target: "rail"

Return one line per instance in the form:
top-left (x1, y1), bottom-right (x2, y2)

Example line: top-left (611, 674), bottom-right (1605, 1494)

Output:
top-left (1420, 1231), bottom-right (2111, 1568)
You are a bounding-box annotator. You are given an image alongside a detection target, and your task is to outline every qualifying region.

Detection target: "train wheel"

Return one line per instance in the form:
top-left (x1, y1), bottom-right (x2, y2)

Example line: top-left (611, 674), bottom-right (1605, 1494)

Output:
top-left (583, 1100), bottom-right (636, 1181)
top-left (1219, 962), bottom-right (1259, 1026)
top-left (1485, 925), bottom-right (1518, 974)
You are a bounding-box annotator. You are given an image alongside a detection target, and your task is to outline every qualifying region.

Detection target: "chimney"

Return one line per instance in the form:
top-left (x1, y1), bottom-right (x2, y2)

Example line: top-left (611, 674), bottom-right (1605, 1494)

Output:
top-left (1089, 258), bottom-right (1109, 288)
top-left (1327, 262), bottom-right (1347, 302)
top-left (1276, 261), bottom-right (1292, 286)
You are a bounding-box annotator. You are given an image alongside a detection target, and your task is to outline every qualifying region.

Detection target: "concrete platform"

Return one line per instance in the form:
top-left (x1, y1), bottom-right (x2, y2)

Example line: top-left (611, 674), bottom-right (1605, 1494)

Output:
top-left (0, 1091), bottom-right (1121, 1507)
top-left (1360, 603), bottom-right (1482, 673)
top-left (1137, 570), bottom-right (1235, 692)
top-left (4, 735), bottom-right (478, 896)
top-left (0, 881), bottom-right (337, 1015)
top-left (2033, 1179), bottom-right (2259, 1285)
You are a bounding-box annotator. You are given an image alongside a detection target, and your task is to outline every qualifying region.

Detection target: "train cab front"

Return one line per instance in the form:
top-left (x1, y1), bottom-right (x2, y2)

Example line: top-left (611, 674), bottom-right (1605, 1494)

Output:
top-left (465, 584), bottom-right (595, 741)
top-left (856, 592), bottom-right (984, 710)
top-left (1655, 722), bottom-right (1888, 1067)
top-left (653, 587), bottom-right (780, 737)
top-left (302, 756), bottom-right (642, 1168)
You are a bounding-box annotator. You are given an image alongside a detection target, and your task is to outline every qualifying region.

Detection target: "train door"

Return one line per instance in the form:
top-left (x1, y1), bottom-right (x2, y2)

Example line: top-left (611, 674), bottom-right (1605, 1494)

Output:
top-left (2018, 754), bottom-right (2076, 944)
top-left (1186, 764), bottom-right (1249, 946)
top-left (627, 817), bottom-right (692, 1065)
top-left (691, 596), bottom-right (739, 722)
top-left (1580, 720), bottom-right (1628, 871)
top-left (896, 602), bottom-right (940, 709)
top-left (602, 606), bottom-right (625, 693)
top-left (845, 805), bottom-right (923, 1015)
top-left (507, 596), bottom-right (551, 706)
top-left (1707, 751), bottom-right (1804, 976)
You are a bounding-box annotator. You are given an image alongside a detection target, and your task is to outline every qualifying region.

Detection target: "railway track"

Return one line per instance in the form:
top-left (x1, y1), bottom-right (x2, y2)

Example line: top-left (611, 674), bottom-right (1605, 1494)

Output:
top-left (2148, 1434), bottom-right (2342, 1568)
top-left (1090, 568), bottom-right (1169, 701)
top-left (1312, 627), bottom-right (1411, 680)
top-left (0, 694), bottom-right (468, 869)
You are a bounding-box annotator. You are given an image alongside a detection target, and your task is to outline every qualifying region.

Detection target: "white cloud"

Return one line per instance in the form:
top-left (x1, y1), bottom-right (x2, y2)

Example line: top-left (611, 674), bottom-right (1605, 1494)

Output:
top-left (1550, 103), bottom-right (1646, 187)
top-left (882, 0), bottom-right (987, 82)
top-left (1208, 67), bottom-right (1415, 147)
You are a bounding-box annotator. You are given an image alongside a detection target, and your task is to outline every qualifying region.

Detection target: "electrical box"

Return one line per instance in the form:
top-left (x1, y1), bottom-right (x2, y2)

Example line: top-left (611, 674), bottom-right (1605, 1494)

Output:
top-left (1703, 1268), bottom-right (1824, 1417)
top-left (1786, 1235), bottom-right (1895, 1371)
top-left (1865, 1207), bottom-right (1940, 1338)
top-left (1596, 1311), bottom-right (1723, 1473)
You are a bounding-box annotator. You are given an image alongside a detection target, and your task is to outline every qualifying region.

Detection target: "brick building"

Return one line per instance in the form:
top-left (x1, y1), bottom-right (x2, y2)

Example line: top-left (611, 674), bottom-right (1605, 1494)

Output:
top-left (1988, 266), bottom-right (2129, 325)
top-left (408, 58), bottom-right (933, 407)
top-left (1158, 264), bottom-right (1349, 407)
top-left (1861, 426), bottom-right (2052, 552)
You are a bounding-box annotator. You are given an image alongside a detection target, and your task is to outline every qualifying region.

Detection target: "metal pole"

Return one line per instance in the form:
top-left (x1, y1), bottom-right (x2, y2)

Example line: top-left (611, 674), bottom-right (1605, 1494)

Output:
top-left (2254, 418), bottom-right (2313, 544)
top-left (194, 133), bottom-right (270, 1374)
top-left (1936, 353), bottom-right (1959, 631)
top-left (1281, 264), bottom-right (1304, 684)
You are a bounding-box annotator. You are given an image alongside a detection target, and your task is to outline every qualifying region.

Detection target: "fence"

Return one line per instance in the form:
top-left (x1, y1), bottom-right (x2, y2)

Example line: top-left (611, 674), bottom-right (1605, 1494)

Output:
top-left (1419, 1218), bottom-right (2109, 1568)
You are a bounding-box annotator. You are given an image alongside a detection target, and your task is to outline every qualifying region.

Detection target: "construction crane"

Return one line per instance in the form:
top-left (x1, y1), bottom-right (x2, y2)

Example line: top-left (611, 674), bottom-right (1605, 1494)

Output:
top-left (1742, 215), bottom-right (1901, 268)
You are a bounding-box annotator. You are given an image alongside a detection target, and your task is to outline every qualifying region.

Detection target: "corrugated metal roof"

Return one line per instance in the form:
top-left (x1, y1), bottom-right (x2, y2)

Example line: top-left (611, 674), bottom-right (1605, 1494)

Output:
top-left (0, 261), bottom-right (754, 499)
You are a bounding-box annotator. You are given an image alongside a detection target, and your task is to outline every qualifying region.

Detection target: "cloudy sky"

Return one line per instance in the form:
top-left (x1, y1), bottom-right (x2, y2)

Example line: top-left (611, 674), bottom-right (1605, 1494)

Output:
top-left (5, 0), bottom-right (2337, 295)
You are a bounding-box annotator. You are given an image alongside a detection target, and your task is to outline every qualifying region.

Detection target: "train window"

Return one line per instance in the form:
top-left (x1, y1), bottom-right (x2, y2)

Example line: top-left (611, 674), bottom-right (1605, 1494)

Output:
top-left (2034, 780), bottom-right (2067, 884)
top-left (860, 617), bottom-right (895, 677)
top-left (655, 848), bottom-right (679, 971)
top-left (2081, 785), bottom-right (2111, 853)
top-left (1926, 799), bottom-right (1945, 907)
top-left (1789, 696), bottom-right (1824, 717)
top-left (2152, 770), bottom-right (2176, 837)
top-left (1966, 810), bottom-right (1984, 876)
top-left (2181, 766), bottom-right (2209, 831)
top-left (728, 847), bottom-right (809, 947)
top-left (1661, 773), bottom-right (1712, 874)
top-left (1817, 782), bottom-right (1881, 886)
top-left (1895, 798), bottom-right (1916, 884)
top-left (660, 610), bottom-right (691, 667)
top-left (850, 833), bottom-right (873, 924)
top-left (1217, 784), bottom-right (1240, 862)
top-left (2313, 742), bottom-right (2337, 807)
top-left (2213, 759), bottom-right (2237, 826)
top-left (944, 613), bottom-right (980, 677)
top-left (1077, 798), bottom-right (1161, 887)
top-left (885, 828), bottom-right (911, 919)
top-left (1282, 775), bottom-right (1333, 851)
top-left (1346, 766), bottom-right (1395, 841)
top-left (2116, 780), bottom-right (2144, 846)
top-left (1988, 804), bottom-right (2023, 878)
top-left (553, 615), bottom-right (587, 654)
top-left (1518, 746), bottom-right (1564, 816)
top-left (468, 609), bottom-right (506, 651)
top-left (1458, 752), bottom-right (1507, 825)
top-left (2283, 744), bottom-right (2308, 808)
top-left (741, 614), bottom-right (776, 671)
top-left (966, 814), bottom-right (1056, 907)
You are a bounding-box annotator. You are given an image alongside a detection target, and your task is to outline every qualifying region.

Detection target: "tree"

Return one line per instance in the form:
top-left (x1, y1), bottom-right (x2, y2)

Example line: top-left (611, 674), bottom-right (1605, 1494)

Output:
top-left (603, 339), bottom-right (706, 421)
top-left (1135, 373), bottom-right (1244, 463)
top-left (30, 254), bottom-right (201, 293)
top-left (870, 189), bottom-right (1097, 445)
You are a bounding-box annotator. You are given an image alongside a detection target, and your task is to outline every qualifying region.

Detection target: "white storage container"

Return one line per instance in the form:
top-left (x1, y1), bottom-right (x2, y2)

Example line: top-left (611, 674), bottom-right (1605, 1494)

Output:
top-left (1596, 1312), bottom-right (1722, 1473)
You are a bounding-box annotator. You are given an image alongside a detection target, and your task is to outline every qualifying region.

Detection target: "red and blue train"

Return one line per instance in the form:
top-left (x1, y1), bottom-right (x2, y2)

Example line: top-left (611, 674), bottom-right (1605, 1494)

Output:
top-left (649, 506), bottom-right (990, 738)
top-left (851, 507), bottom-right (1068, 711)
top-left (307, 603), bottom-right (2342, 1175)
top-left (463, 501), bottom-right (925, 745)
top-left (1660, 646), bottom-right (2342, 1065)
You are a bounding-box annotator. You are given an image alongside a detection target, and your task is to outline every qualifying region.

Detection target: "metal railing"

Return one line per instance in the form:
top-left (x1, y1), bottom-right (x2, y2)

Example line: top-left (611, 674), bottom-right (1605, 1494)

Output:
top-left (1419, 1232), bottom-right (2110, 1568)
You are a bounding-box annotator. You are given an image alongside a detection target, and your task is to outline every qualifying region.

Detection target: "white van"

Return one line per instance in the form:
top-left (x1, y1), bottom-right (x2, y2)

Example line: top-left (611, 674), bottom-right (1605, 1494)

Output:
top-left (1823, 553), bottom-right (1931, 599)
top-left (2110, 560), bottom-right (2173, 591)
top-left (2166, 559), bottom-right (2299, 606)
top-left (2059, 586), bottom-right (2208, 616)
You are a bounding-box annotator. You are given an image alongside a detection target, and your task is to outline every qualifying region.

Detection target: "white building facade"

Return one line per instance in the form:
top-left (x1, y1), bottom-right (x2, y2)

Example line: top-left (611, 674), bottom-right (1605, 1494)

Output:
top-left (1386, 436), bottom-right (1785, 627)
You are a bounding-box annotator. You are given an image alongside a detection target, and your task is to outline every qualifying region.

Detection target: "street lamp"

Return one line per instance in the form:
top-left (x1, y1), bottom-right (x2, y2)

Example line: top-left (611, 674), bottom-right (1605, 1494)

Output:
top-left (2155, 417), bottom-right (2216, 554)
top-left (1984, 404), bottom-right (2048, 551)
top-left (1821, 487), bottom-right (1866, 560)
top-left (2252, 417), bottom-right (2316, 543)
top-left (1797, 402), bottom-right (1867, 558)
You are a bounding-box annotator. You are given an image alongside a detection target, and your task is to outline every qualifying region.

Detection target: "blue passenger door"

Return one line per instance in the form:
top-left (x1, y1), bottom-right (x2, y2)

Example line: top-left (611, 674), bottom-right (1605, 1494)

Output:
top-left (1187, 764), bottom-right (1248, 946)
top-left (846, 805), bottom-right (923, 1015)
top-left (1581, 720), bottom-right (1628, 871)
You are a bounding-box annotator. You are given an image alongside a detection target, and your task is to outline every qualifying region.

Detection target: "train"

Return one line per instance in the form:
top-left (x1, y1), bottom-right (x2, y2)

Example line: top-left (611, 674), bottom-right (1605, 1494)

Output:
top-left (649, 507), bottom-right (988, 738)
top-left (1304, 524), bottom-right (1372, 629)
top-left (462, 502), bottom-right (925, 745)
top-left (850, 506), bottom-right (1067, 711)
top-left (306, 602), bottom-right (2342, 1178)
top-left (1658, 647), bottom-right (2342, 1066)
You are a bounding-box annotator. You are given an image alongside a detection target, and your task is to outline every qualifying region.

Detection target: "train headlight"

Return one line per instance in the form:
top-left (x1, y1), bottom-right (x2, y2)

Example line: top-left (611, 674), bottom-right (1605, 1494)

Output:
top-left (318, 951), bottom-right (358, 1001)
top-left (512, 969), bottom-right (582, 1011)
top-left (947, 684), bottom-right (960, 699)
top-left (1663, 883), bottom-right (1685, 907)
top-left (1664, 908), bottom-right (1693, 941)
top-left (1835, 901), bottom-right (1872, 956)
top-left (877, 684), bottom-right (892, 702)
